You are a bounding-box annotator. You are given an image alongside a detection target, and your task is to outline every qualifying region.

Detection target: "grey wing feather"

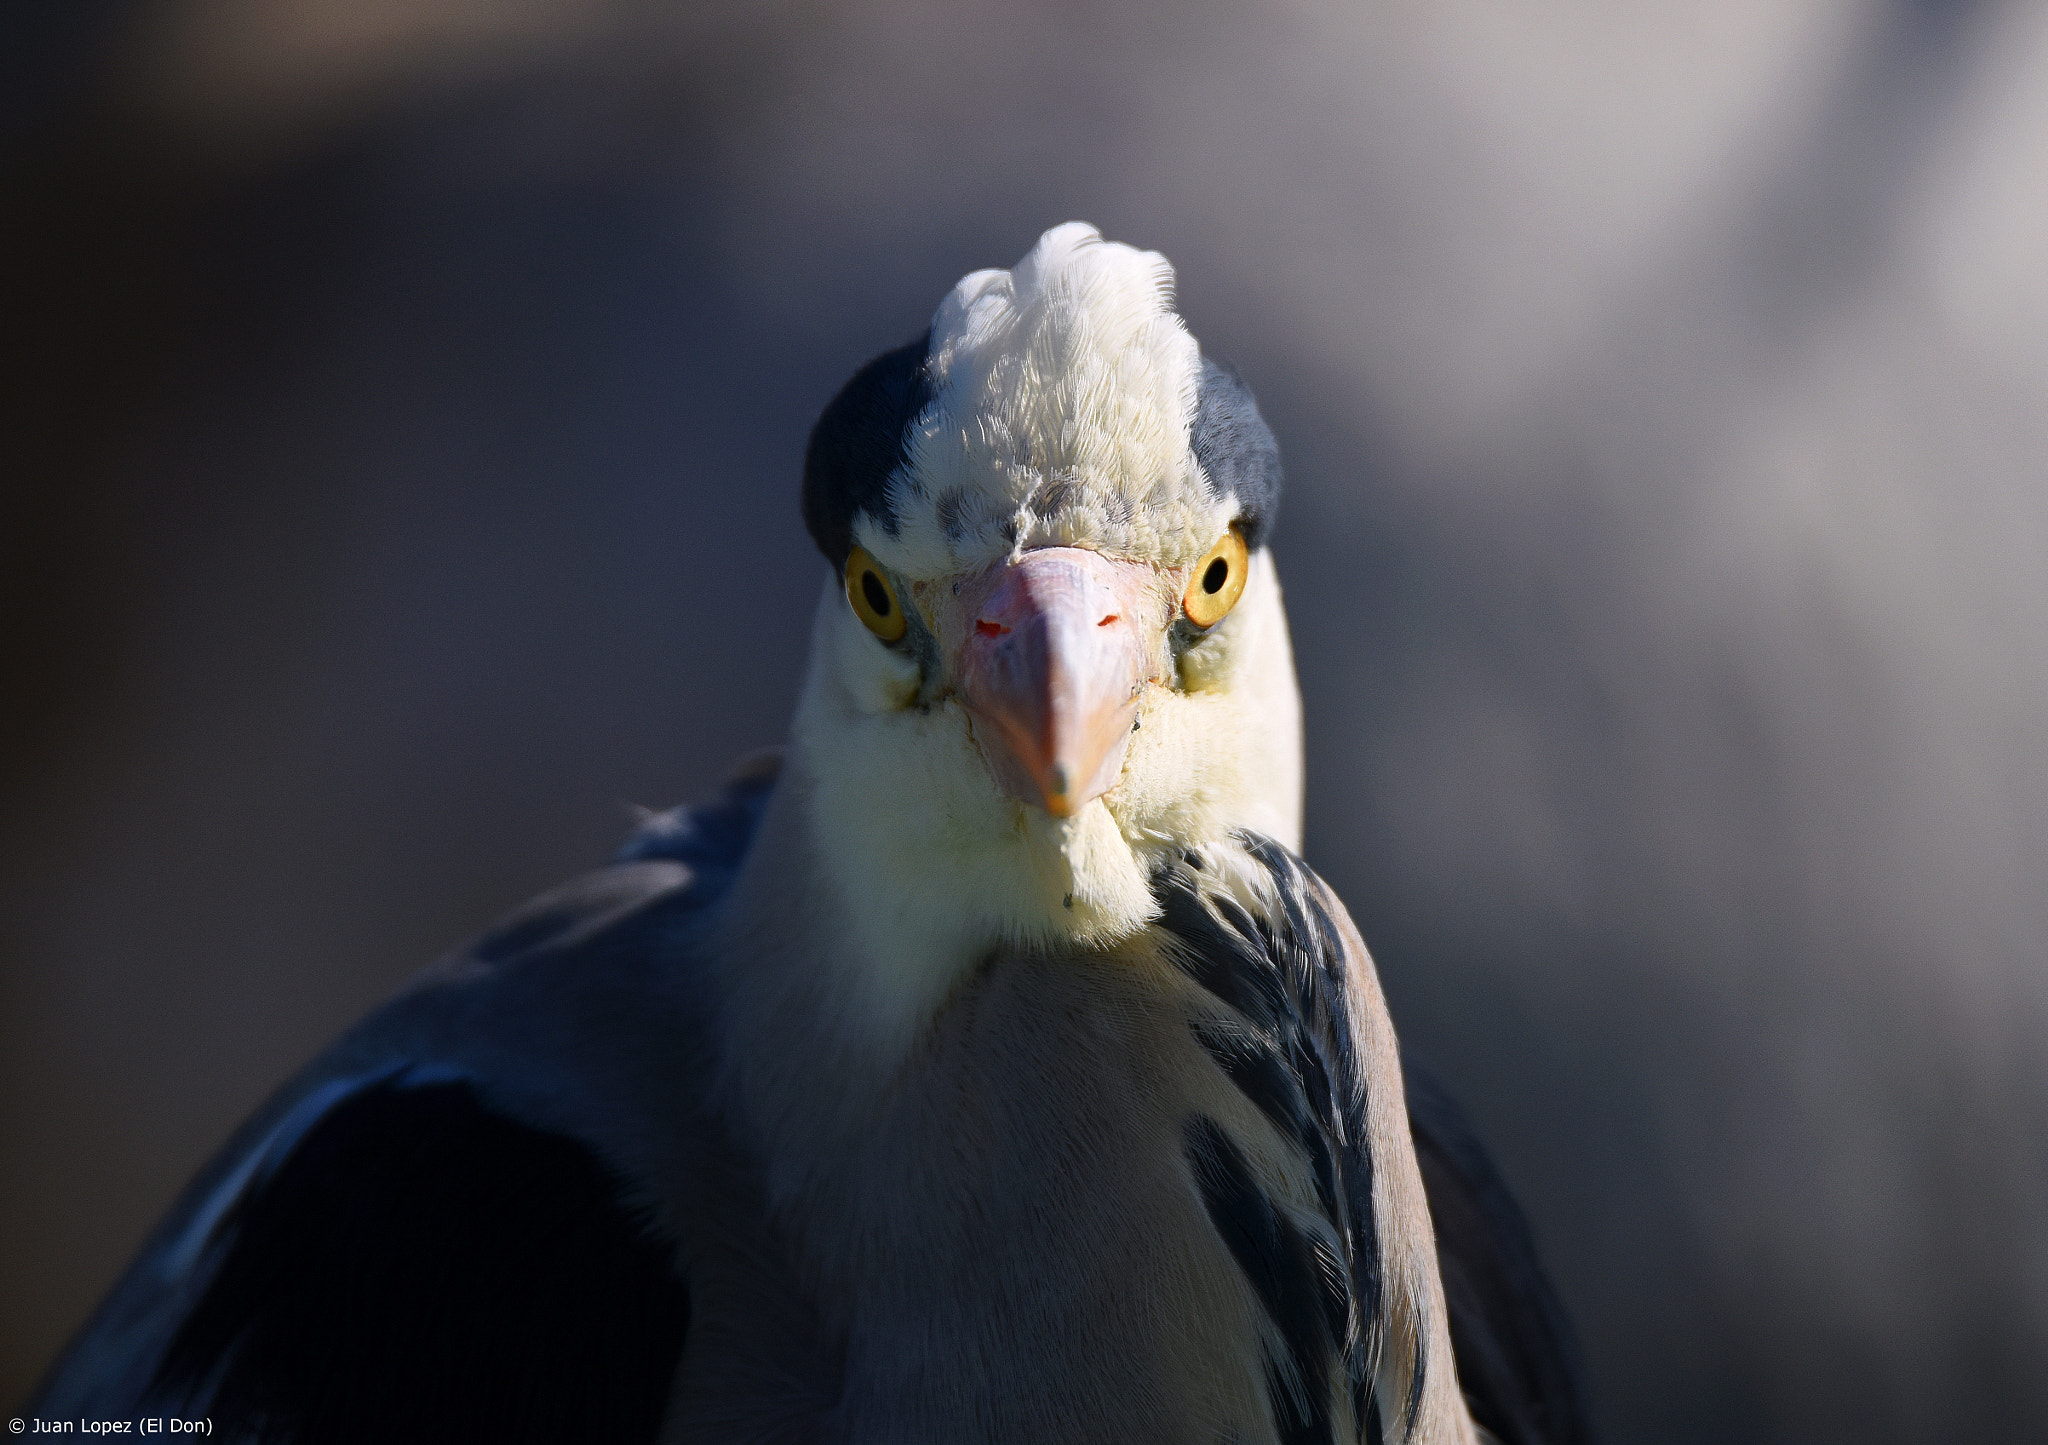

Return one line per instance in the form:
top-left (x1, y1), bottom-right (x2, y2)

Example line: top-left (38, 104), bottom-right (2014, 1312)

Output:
top-left (1404, 1056), bottom-right (1598, 1445)
top-left (25, 761), bottom-right (781, 1433)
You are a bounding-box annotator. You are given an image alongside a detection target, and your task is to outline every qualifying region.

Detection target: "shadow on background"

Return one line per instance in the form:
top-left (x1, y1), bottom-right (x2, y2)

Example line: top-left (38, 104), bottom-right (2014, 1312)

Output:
top-left (6, 3), bottom-right (2047, 1441)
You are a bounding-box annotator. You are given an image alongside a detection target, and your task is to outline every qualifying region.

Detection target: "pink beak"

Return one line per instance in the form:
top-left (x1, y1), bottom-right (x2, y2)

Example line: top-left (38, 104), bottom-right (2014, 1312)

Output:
top-left (953, 548), bottom-right (1157, 817)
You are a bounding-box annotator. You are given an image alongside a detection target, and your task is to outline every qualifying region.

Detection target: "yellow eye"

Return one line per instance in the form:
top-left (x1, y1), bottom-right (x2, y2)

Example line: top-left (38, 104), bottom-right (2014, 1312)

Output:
top-left (1182, 525), bottom-right (1249, 628)
top-left (844, 545), bottom-right (908, 642)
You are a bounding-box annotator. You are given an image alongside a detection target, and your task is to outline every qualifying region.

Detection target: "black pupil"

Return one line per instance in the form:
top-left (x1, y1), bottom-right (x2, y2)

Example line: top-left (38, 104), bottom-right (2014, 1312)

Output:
top-left (861, 570), bottom-right (892, 617)
top-left (1201, 557), bottom-right (1229, 595)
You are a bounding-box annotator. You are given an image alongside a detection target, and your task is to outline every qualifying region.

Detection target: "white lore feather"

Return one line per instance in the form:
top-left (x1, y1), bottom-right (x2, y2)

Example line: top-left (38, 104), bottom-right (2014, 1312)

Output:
top-left (859, 222), bottom-right (1236, 580)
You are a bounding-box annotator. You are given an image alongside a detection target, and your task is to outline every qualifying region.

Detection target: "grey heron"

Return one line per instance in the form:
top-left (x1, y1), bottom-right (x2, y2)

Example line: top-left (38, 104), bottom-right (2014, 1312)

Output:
top-left (27, 223), bottom-right (1590, 1445)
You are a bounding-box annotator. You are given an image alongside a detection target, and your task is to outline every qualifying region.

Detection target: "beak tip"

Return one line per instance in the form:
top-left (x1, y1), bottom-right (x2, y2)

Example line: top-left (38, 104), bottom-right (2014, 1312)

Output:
top-left (955, 547), bottom-right (1150, 822)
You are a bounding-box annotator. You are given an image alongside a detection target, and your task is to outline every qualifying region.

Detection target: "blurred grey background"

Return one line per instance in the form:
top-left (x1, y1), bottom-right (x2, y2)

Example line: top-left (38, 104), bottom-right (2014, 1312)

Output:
top-left (5, 1), bottom-right (2046, 1439)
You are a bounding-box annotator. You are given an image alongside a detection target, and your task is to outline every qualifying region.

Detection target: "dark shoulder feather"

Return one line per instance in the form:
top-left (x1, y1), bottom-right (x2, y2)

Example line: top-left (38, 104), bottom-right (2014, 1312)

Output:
top-left (1404, 1058), bottom-right (1597, 1445)
top-left (149, 1079), bottom-right (689, 1445)
top-left (31, 763), bottom-right (781, 1428)
top-left (1155, 838), bottom-right (1381, 1444)
top-left (1158, 837), bottom-right (1594, 1445)
top-left (614, 747), bottom-right (780, 872)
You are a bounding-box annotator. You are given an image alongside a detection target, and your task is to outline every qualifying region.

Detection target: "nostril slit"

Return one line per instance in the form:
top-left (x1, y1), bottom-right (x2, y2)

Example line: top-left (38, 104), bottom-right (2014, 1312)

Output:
top-left (1099, 614), bottom-right (1119, 627)
top-left (976, 620), bottom-right (1008, 638)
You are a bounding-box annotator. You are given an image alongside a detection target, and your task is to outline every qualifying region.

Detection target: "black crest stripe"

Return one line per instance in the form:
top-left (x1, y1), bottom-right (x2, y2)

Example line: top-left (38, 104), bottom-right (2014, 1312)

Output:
top-left (152, 1080), bottom-right (690, 1445)
top-left (802, 332), bottom-right (935, 566)
top-left (1190, 358), bottom-right (1282, 550)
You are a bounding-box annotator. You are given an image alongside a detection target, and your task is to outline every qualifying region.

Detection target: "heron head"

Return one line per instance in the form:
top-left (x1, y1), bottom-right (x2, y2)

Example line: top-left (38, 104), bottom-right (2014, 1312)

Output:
top-left (791, 224), bottom-right (1301, 954)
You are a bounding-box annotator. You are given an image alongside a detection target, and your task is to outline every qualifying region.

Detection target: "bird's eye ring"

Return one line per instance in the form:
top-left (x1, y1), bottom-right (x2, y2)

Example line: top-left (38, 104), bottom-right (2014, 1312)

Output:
top-left (1182, 525), bottom-right (1248, 628)
top-left (845, 545), bottom-right (908, 641)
